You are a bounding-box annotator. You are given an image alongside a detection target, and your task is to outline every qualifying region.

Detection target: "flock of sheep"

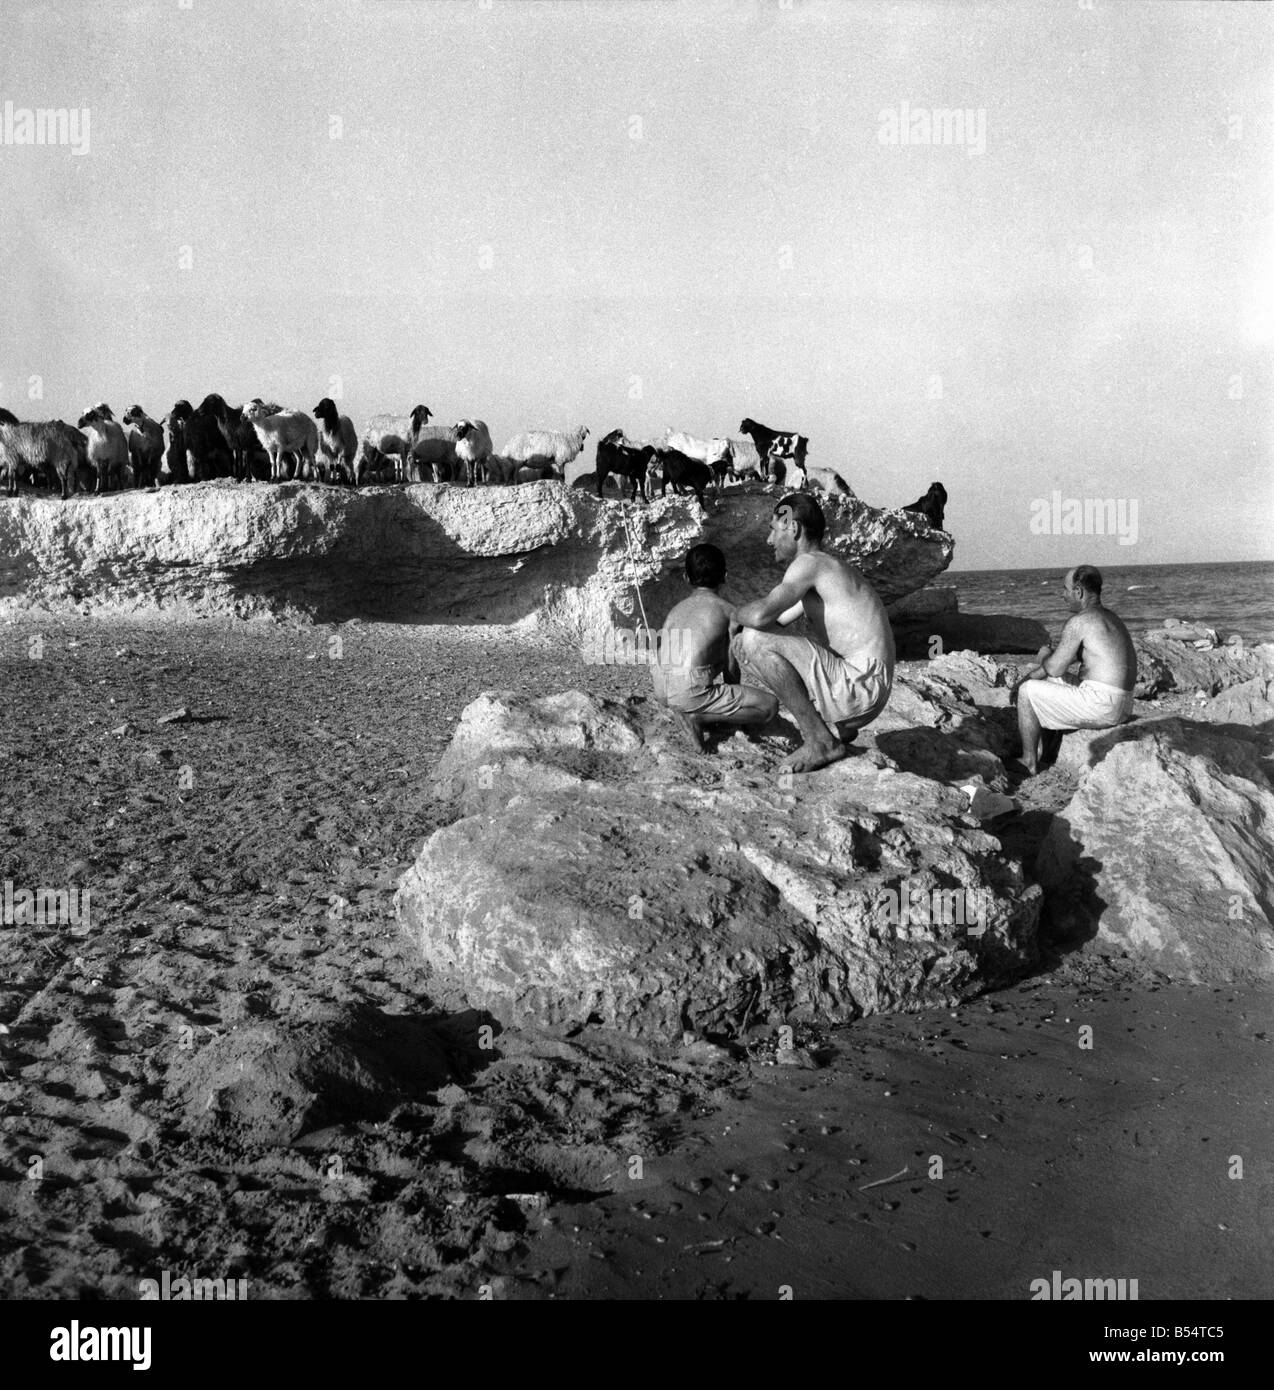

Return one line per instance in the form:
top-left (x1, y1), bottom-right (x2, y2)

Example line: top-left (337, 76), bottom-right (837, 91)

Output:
top-left (0, 396), bottom-right (853, 506)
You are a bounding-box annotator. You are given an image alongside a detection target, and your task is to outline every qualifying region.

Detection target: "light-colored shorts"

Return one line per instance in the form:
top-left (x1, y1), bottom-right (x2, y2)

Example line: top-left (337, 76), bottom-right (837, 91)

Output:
top-left (1021, 674), bottom-right (1134, 731)
top-left (733, 631), bottom-right (891, 729)
top-left (651, 663), bottom-right (752, 720)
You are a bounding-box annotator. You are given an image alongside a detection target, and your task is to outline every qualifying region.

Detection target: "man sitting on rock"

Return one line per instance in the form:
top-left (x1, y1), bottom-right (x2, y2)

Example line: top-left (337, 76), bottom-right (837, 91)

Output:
top-left (651, 543), bottom-right (779, 750)
top-left (731, 493), bottom-right (895, 773)
top-left (1012, 564), bottom-right (1137, 775)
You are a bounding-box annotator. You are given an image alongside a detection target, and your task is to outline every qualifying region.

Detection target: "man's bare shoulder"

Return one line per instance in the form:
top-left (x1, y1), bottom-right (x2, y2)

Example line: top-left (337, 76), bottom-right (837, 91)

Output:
top-left (664, 590), bottom-right (731, 627)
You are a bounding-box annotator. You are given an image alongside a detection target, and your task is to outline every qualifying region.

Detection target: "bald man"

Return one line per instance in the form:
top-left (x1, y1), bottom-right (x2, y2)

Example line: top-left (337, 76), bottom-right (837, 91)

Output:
top-left (1012, 564), bottom-right (1136, 775)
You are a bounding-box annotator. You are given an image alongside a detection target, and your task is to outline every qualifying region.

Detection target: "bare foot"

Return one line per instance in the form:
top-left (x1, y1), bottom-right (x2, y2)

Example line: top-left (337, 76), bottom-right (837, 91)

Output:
top-left (780, 735), bottom-right (848, 774)
top-left (675, 710), bottom-right (708, 752)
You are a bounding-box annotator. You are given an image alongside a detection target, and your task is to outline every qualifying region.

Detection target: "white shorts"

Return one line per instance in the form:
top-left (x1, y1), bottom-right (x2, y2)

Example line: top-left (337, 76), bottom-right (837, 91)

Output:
top-left (1022, 674), bottom-right (1134, 731)
top-left (733, 630), bottom-right (891, 729)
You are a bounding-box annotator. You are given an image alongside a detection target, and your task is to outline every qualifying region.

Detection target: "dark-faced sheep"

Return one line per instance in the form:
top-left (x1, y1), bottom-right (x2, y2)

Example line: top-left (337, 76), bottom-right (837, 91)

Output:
top-left (453, 419), bottom-right (493, 487)
top-left (313, 398), bottom-right (358, 484)
top-left (358, 404), bottom-right (431, 485)
top-left (244, 401), bottom-right (319, 482)
top-left (121, 405), bottom-right (163, 488)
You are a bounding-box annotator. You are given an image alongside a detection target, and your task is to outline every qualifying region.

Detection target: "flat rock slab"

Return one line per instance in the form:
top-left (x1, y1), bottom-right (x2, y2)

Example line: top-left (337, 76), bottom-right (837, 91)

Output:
top-left (397, 684), bottom-right (1040, 1039)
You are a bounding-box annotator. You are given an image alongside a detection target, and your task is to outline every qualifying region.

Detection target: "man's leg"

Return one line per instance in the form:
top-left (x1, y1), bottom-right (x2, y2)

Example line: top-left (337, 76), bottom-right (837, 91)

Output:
top-left (734, 629), bottom-right (846, 772)
top-left (1017, 684), bottom-right (1044, 775)
top-left (675, 685), bottom-right (778, 753)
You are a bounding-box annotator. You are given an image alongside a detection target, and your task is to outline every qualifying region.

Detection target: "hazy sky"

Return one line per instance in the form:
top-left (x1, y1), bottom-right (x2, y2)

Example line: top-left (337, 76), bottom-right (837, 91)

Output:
top-left (0, 0), bottom-right (1269, 568)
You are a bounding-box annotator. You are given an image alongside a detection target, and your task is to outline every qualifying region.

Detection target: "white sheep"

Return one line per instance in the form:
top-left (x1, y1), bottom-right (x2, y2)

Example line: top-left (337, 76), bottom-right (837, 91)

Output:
top-left (359, 405), bottom-right (431, 484)
top-left (453, 419), bottom-right (493, 487)
top-left (409, 424), bottom-right (460, 483)
top-left (243, 401), bottom-right (319, 482)
top-left (662, 428), bottom-right (733, 470)
top-left (500, 425), bottom-right (589, 480)
top-left (76, 407), bottom-right (128, 493)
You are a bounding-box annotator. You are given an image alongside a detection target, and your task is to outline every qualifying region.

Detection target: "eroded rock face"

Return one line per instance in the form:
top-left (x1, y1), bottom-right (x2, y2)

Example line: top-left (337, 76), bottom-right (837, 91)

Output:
top-left (397, 677), bottom-right (1040, 1039)
top-left (1036, 719), bottom-right (1274, 985)
top-left (0, 478), bottom-right (951, 637)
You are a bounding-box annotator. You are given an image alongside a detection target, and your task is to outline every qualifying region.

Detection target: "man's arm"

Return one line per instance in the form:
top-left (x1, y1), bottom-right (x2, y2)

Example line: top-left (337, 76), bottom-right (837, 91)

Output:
top-left (734, 557), bottom-right (814, 631)
top-left (1012, 619), bottom-right (1084, 692)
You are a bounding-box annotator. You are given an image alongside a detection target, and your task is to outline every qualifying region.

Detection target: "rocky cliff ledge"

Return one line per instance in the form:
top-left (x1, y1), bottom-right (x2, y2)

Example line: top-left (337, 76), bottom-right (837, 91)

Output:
top-left (0, 480), bottom-right (952, 636)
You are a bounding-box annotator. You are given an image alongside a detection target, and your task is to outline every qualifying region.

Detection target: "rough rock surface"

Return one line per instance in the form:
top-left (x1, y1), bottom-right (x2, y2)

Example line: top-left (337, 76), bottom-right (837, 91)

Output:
top-left (0, 478), bottom-right (951, 637)
top-left (1036, 719), bottom-right (1274, 985)
top-left (1134, 634), bottom-right (1272, 699)
top-left (395, 673), bottom-right (1040, 1039)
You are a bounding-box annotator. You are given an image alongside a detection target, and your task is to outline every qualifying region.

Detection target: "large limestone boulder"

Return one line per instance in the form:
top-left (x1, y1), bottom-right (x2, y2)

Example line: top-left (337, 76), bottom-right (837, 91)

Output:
top-left (1036, 719), bottom-right (1274, 985)
top-left (0, 478), bottom-right (952, 636)
top-left (1134, 634), bottom-right (1271, 699)
top-left (397, 684), bottom-right (1040, 1039)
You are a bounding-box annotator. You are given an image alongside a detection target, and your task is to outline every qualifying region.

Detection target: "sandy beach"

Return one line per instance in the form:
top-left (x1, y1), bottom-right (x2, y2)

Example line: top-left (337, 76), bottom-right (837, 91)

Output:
top-left (2, 617), bottom-right (1267, 1301)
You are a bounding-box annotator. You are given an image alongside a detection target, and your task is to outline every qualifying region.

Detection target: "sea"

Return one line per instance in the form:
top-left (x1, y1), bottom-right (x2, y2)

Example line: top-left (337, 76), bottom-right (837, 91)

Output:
top-left (942, 561), bottom-right (1274, 644)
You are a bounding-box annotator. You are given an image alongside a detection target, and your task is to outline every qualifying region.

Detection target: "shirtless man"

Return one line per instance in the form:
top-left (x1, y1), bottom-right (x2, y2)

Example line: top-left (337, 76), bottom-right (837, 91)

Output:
top-left (1012, 564), bottom-right (1137, 775)
top-left (731, 493), bottom-right (895, 773)
top-left (651, 543), bottom-right (778, 750)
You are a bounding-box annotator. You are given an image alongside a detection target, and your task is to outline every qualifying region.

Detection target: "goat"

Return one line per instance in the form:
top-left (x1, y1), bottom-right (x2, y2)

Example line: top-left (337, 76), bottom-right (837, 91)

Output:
top-left (243, 401), bottom-right (319, 482)
top-left (739, 417), bottom-right (809, 483)
top-left (453, 419), bottom-right (493, 487)
top-left (662, 428), bottom-right (734, 488)
top-left (121, 405), bottom-right (163, 488)
top-left (76, 407), bottom-right (128, 493)
top-left (500, 425), bottom-right (589, 480)
top-left (595, 429), bottom-right (656, 502)
top-left (651, 447), bottom-right (712, 510)
top-left (313, 398), bottom-right (358, 485)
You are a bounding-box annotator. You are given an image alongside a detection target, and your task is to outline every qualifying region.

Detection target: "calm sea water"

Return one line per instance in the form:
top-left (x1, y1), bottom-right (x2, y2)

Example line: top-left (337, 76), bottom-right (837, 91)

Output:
top-left (943, 561), bottom-right (1274, 644)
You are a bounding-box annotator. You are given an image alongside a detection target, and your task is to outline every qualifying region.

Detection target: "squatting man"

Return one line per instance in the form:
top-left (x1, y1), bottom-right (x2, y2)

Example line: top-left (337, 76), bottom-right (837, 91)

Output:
top-left (1011, 564), bottom-right (1136, 775)
top-left (652, 494), bottom-right (895, 772)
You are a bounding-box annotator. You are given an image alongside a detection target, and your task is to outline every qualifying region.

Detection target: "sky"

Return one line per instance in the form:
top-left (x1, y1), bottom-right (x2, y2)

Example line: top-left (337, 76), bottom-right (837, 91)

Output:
top-left (0, 0), bottom-right (1269, 569)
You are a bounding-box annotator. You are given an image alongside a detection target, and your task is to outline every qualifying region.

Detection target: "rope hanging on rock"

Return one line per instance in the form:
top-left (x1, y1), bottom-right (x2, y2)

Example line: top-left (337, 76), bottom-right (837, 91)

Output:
top-left (621, 508), bottom-right (654, 644)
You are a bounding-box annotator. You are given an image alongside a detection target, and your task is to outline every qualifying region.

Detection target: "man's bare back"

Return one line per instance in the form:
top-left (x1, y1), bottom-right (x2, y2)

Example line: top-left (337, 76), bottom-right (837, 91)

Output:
top-left (1064, 606), bottom-right (1137, 689)
top-left (659, 589), bottom-right (733, 674)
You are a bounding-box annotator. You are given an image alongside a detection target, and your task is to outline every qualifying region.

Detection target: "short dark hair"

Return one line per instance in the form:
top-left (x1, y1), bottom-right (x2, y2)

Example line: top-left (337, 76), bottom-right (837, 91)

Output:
top-left (1071, 564), bottom-right (1103, 596)
top-left (775, 492), bottom-right (826, 542)
top-left (685, 543), bottom-right (725, 589)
